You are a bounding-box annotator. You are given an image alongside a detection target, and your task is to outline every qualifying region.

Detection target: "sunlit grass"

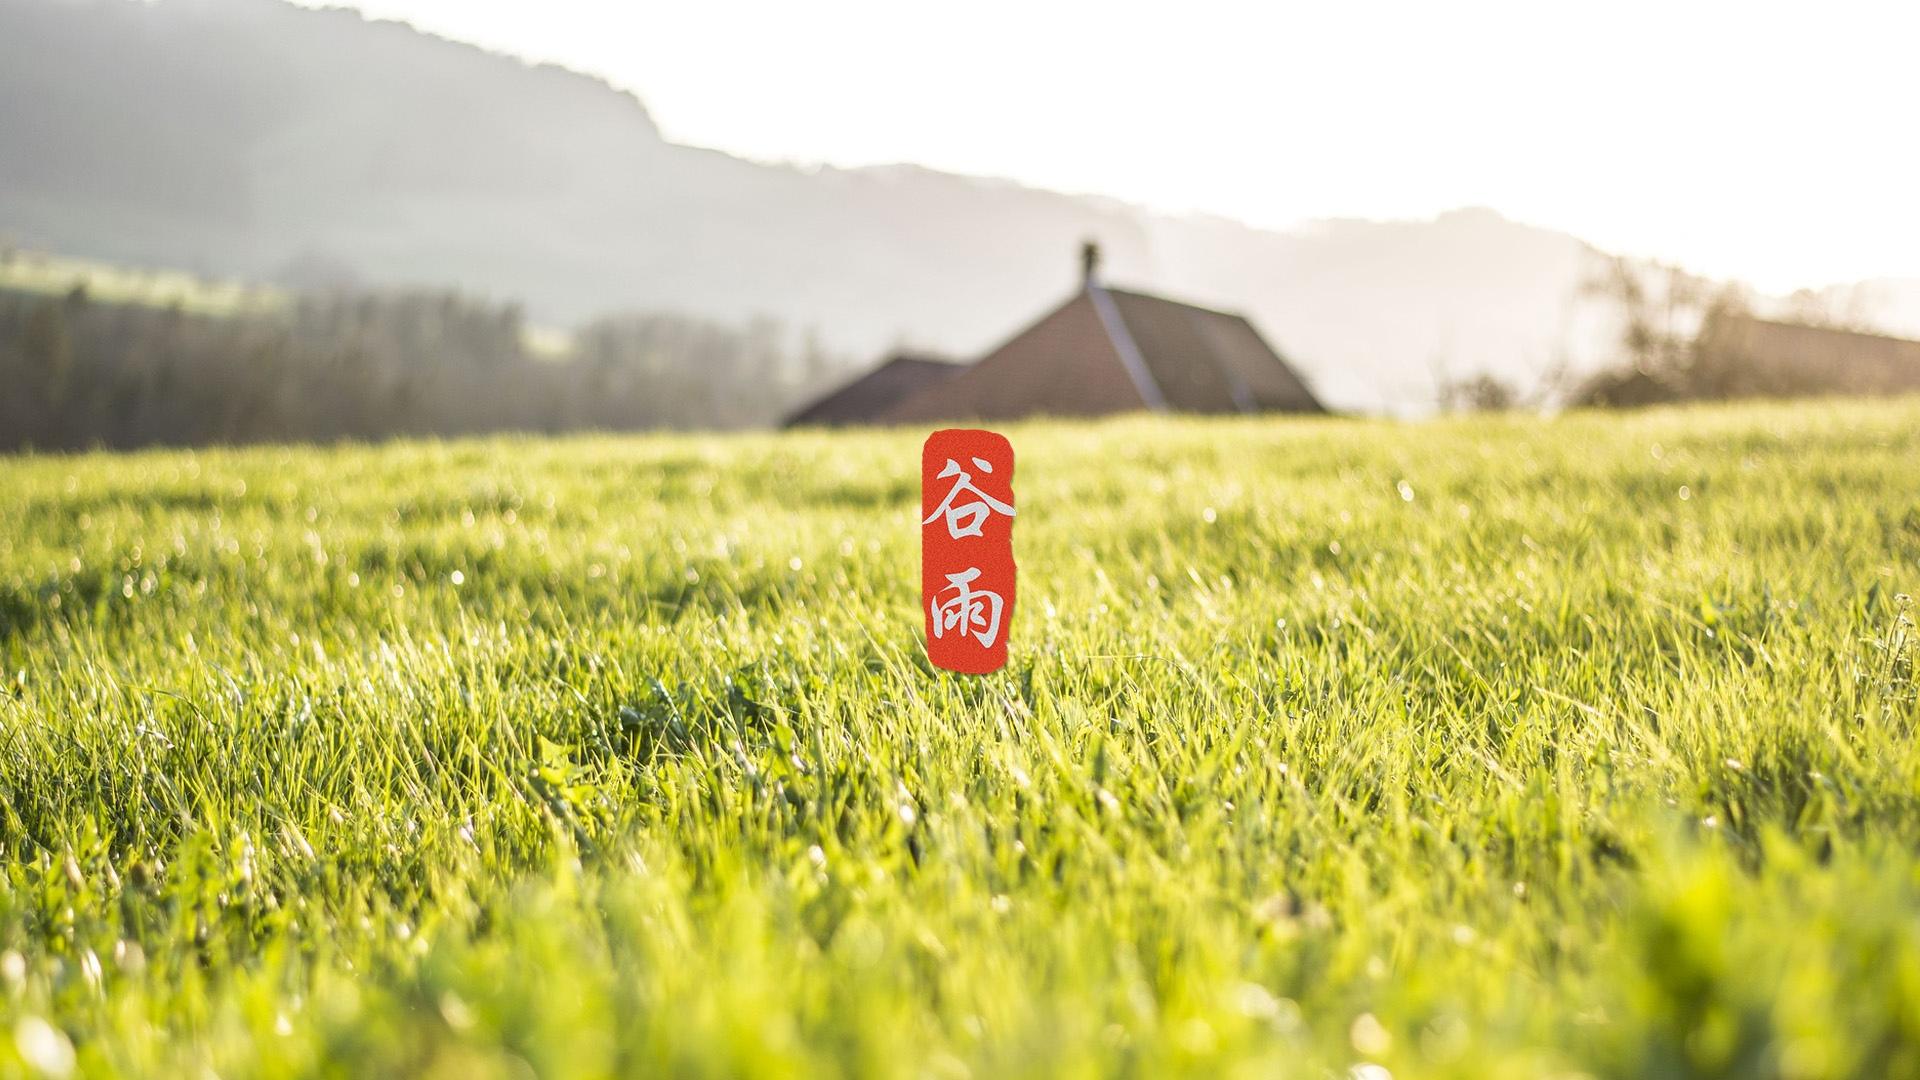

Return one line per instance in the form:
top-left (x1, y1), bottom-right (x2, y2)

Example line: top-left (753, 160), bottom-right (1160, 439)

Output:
top-left (0, 248), bottom-right (573, 354)
top-left (0, 250), bottom-right (288, 318)
top-left (2, 398), bottom-right (1917, 1077)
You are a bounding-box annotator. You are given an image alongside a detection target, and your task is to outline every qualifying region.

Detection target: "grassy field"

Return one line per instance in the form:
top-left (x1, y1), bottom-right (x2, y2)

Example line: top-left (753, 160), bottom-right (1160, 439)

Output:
top-left (1, 399), bottom-right (1917, 1078)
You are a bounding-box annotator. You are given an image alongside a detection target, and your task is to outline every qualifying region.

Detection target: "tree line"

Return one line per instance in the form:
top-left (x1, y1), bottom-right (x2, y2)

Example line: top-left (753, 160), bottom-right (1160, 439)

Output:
top-left (1437, 255), bottom-right (1891, 413)
top-left (0, 284), bottom-right (843, 451)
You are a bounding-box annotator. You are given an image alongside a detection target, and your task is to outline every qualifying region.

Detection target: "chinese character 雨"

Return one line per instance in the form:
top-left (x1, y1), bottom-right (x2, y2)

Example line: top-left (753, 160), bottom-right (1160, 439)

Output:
top-left (929, 567), bottom-right (1005, 648)
top-left (923, 456), bottom-right (1015, 539)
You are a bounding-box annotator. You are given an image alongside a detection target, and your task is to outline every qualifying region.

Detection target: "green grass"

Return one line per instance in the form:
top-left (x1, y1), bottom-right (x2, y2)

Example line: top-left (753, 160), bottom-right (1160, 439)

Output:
top-left (0, 250), bottom-right (289, 318)
top-left (0, 248), bottom-right (575, 355)
top-left (2, 399), bottom-right (1918, 1078)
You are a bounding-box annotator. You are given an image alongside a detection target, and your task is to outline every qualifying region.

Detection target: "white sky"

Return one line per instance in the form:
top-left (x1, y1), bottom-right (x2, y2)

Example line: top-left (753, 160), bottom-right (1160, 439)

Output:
top-left (298, 0), bottom-right (1920, 291)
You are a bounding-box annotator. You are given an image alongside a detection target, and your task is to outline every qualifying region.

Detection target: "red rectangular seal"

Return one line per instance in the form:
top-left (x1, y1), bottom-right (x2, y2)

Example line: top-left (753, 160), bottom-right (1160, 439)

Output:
top-left (921, 429), bottom-right (1015, 674)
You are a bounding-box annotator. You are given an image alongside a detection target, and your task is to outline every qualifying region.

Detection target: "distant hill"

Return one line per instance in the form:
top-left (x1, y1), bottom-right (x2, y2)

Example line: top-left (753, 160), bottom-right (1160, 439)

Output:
top-left (6, 0), bottom-right (1636, 411)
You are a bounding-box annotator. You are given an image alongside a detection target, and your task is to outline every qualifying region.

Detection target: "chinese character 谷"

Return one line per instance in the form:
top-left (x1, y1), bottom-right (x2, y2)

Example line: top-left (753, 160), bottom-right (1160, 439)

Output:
top-left (929, 566), bottom-right (1005, 648)
top-left (923, 456), bottom-right (1015, 539)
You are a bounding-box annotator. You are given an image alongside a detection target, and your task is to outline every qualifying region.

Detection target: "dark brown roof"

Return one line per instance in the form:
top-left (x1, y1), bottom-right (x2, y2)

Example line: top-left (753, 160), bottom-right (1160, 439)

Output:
top-left (1105, 288), bottom-right (1322, 413)
top-left (784, 353), bottom-right (964, 427)
top-left (883, 291), bottom-right (1147, 423)
top-left (883, 283), bottom-right (1323, 423)
top-left (1698, 313), bottom-right (1920, 397)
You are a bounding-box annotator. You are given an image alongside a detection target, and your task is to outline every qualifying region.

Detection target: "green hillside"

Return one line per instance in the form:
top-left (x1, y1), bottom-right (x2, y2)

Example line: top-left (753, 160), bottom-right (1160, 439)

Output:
top-left (2, 401), bottom-right (1918, 1077)
top-left (0, 249), bottom-right (286, 317)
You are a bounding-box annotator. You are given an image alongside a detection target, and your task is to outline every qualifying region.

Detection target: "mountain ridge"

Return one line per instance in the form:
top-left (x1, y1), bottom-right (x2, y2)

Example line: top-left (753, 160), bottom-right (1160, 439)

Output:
top-left (13, 0), bottom-right (1905, 412)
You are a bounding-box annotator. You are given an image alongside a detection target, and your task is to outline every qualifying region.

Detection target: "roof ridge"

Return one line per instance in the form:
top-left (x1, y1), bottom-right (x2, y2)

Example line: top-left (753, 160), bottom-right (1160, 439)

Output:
top-left (1716, 311), bottom-right (1920, 348)
top-left (1097, 284), bottom-right (1253, 322)
top-left (1087, 283), bottom-right (1169, 411)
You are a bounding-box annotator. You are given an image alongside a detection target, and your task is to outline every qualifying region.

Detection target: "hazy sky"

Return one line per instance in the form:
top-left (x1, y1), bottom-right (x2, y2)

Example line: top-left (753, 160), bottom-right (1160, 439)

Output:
top-left (298, 0), bottom-right (1919, 291)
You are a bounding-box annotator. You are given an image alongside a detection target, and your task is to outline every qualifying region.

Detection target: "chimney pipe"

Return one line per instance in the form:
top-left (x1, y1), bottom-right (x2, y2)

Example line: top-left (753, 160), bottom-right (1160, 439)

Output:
top-left (1080, 240), bottom-right (1101, 286)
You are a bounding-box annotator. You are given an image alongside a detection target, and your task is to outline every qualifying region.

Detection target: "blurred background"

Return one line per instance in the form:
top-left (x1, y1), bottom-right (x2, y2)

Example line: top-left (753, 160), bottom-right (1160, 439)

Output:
top-left (3, 0), bottom-right (1918, 449)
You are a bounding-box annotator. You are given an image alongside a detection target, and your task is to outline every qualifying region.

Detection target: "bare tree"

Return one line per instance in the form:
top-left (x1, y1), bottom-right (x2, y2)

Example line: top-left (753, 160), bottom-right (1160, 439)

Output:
top-left (1569, 255), bottom-right (1752, 407)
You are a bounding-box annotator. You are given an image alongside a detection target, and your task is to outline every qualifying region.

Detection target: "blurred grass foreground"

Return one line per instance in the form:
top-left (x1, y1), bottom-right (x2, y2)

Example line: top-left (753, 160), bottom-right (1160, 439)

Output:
top-left (2, 399), bottom-right (1918, 1077)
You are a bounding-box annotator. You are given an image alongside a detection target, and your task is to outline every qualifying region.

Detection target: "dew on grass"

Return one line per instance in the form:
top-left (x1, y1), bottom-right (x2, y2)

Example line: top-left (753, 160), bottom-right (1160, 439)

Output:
top-left (7, 401), bottom-right (1917, 1074)
top-left (438, 994), bottom-right (475, 1032)
top-left (13, 1017), bottom-right (74, 1079)
top-left (112, 941), bottom-right (145, 974)
top-left (1350, 1012), bottom-right (1392, 1055)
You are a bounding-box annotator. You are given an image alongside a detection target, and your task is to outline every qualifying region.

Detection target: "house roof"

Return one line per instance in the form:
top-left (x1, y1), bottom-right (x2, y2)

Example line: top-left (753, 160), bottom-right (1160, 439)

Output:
top-left (883, 289), bottom-right (1144, 423)
top-left (1699, 313), bottom-right (1920, 397)
top-left (784, 353), bottom-right (964, 427)
top-left (882, 281), bottom-right (1324, 423)
top-left (1102, 287), bottom-right (1323, 413)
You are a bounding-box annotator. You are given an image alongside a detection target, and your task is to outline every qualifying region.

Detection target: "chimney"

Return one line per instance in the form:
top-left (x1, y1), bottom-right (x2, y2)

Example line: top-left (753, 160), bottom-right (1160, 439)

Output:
top-left (1080, 240), bottom-right (1101, 286)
